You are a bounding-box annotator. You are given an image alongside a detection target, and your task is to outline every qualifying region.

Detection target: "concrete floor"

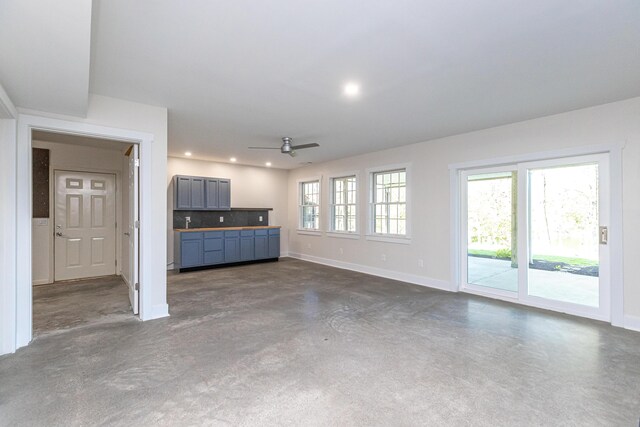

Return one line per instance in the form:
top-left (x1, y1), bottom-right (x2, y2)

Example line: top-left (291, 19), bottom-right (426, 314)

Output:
top-left (32, 276), bottom-right (134, 337)
top-left (1, 258), bottom-right (640, 426)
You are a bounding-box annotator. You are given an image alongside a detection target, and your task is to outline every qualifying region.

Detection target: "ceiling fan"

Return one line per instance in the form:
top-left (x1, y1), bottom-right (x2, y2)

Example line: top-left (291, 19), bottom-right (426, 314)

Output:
top-left (248, 137), bottom-right (319, 157)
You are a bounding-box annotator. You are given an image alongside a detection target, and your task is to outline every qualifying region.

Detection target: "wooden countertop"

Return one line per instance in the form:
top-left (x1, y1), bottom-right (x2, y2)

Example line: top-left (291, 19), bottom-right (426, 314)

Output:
top-left (175, 225), bottom-right (281, 232)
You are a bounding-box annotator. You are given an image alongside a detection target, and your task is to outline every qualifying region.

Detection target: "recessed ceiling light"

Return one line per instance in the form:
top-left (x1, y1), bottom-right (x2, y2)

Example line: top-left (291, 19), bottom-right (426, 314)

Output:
top-left (265, 162), bottom-right (272, 167)
top-left (344, 82), bottom-right (360, 97)
top-left (230, 157), bottom-right (237, 162)
top-left (184, 151), bottom-right (192, 156)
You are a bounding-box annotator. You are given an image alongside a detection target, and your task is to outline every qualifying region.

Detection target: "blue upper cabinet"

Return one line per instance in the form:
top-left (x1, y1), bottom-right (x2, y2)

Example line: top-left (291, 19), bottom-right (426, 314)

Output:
top-left (218, 179), bottom-right (231, 210)
top-left (205, 179), bottom-right (219, 209)
top-left (175, 176), bottom-right (192, 209)
top-left (174, 175), bottom-right (231, 210)
top-left (190, 177), bottom-right (206, 209)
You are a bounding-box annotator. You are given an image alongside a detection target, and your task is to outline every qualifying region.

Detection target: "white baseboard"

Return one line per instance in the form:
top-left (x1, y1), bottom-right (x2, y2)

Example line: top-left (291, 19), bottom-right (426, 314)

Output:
top-left (287, 252), bottom-right (453, 292)
top-left (32, 279), bottom-right (50, 286)
top-left (624, 314), bottom-right (640, 332)
top-left (120, 273), bottom-right (131, 288)
top-left (148, 303), bottom-right (170, 320)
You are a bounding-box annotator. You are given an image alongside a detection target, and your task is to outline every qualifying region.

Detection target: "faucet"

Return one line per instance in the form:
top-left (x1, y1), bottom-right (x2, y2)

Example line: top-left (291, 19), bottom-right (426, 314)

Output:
top-left (185, 216), bottom-right (191, 229)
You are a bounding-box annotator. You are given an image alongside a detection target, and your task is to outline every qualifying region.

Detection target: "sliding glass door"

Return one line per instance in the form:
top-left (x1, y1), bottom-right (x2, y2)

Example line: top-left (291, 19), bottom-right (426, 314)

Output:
top-left (462, 167), bottom-right (518, 296)
top-left (461, 154), bottom-right (610, 321)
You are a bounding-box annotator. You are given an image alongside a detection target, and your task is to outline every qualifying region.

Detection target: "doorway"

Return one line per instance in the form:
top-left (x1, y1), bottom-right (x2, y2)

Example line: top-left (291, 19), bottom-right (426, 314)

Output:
top-left (460, 153), bottom-right (610, 321)
top-left (31, 131), bottom-right (140, 334)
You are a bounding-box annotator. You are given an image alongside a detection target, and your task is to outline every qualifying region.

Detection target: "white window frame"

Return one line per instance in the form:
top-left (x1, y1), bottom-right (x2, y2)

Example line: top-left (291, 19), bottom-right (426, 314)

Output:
top-left (297, 177), bottom-right (322, 235)
top-left (366, 163), bottom-right (411, 244)
top-left (327, 171), bottom-right (359, 239)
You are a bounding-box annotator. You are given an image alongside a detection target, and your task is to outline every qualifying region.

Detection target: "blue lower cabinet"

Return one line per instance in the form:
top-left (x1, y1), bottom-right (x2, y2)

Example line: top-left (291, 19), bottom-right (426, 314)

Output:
top-left (240, 230), bottom-right (254, 261)
top-left (180, 233), bottom-right (204, 267)
top-left (203, 232), bottom-right (224, 265)
top-left (204, 250), bottom-right (224, 264)
top-left (177, 228), bottom-right (280, 271)
top-left (224, 231), bottom-right (240, 262)
top-left (254, 229), bottom-right (268, 259)
top-left (268, 229), bottom-right (280, 259)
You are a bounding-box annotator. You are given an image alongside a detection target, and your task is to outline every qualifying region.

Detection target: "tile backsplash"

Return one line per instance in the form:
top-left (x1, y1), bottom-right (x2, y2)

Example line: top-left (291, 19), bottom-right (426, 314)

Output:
top-left (173, 209), bottom-right (270, 229)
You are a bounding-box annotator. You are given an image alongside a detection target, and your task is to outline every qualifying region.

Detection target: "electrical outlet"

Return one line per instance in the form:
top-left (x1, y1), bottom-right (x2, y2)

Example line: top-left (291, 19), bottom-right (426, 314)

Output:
top-left (339, 248), bottom-right (344, 255)
top-left (259, 216), bottom-right (263, 222)
top-left (418, 259), bottom-right (424, 268)
top-left (185, 216), bottom-right (190, 221)
top-left (381, 254), bottom-right (386, 261)
top-left (219, 216), bottom-right (224, 222)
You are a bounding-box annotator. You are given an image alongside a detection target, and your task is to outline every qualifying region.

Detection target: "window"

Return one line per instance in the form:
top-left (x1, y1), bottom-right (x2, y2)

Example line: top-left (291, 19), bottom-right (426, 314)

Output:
top-left (372, 169), bottom-right (407, 235)
top-left (299, 180), bottom-right (320, 230)
top-left (331, 175), bottom-right (357, 233)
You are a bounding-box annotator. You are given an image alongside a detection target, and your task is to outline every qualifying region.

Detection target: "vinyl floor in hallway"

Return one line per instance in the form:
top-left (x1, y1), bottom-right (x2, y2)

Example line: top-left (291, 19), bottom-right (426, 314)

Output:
top-left (1, 258), bottom-right (640, 426)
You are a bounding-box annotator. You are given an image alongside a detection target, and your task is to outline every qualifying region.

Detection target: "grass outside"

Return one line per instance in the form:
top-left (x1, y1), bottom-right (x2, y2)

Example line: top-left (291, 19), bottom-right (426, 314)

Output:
top-left (467, 249), bottom-right (598, 267)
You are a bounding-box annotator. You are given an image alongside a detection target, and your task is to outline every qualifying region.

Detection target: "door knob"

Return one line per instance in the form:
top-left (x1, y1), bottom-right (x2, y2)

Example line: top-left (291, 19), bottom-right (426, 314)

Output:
top-left (124, 232), bottom-right (130, 236)
top-left (55, 232), bottom-right (63, 237)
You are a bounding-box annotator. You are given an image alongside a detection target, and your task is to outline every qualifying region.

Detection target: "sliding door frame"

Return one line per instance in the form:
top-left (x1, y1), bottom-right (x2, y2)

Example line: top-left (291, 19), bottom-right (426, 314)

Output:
top-left (449, 144), bottom-right (623, 326)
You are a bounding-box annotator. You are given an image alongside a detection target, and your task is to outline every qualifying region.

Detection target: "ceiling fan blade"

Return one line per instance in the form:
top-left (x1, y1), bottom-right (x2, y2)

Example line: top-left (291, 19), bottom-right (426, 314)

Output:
top-left (290, 143), bottom-right (319, 150)
top-left (248, 146), bottom-right (280, 150)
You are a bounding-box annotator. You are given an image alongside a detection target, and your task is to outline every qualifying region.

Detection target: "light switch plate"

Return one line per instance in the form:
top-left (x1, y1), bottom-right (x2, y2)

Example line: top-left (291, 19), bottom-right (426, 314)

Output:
top-left (35, 218), bottom-right (49, 226)
top-left (219, 216), bottom-right (224, 222)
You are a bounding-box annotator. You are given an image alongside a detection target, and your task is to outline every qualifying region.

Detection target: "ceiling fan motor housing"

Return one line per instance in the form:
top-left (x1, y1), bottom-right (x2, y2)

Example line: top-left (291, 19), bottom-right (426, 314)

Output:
top-left (281, 137), bottom-right (292, 153)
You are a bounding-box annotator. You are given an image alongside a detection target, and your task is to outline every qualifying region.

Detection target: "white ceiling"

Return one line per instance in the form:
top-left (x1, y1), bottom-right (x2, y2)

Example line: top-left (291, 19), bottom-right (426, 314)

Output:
top-left (0, 0), bottom-right (92, 117)
top-left (3, 1), bottom-right (640, 169)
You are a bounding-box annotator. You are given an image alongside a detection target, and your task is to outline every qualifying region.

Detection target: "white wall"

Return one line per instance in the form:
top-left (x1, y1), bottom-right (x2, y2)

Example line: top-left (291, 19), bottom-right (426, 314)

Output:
top-left (0, 117), bottom-right (17, 355)
top-left (31, 140), bottom-right (127, 285)
top-left (288, 97), bottom-right (640, 324)
top-left (0, 83), bottom-right (18, 355)
top-left (166, 157), bottom-right (290, 267)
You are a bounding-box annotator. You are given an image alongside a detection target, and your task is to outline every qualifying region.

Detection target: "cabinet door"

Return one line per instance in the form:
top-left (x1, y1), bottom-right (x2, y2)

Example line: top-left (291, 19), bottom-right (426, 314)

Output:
top-left (205, 179), bottom-right (219, 209)
top-left (175, 176), bottom-right (191, 209)
top-left (224, 231), bottom-right (240, 262)
top-left (268, 229), bottom-right (280, 258)
top-left (254, 234), bottom-right (268, 259)
top-left (190, 177), bottom-right (206, 209)
top-left (240, 237), bottom-right (254, 261)
top-left (181, 239), bottom-right (203, 267)
top-left (218, 179), bottom-right (231, 210)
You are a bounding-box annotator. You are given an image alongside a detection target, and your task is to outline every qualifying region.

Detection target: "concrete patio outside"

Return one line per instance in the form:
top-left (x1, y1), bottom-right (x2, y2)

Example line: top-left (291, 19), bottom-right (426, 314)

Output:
top-left (468, 256), bottom-right (598, 307)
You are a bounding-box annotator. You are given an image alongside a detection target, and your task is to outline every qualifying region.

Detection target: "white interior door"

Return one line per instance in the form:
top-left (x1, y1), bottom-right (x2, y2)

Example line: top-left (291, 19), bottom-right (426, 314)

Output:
top-left (54, 171), bottom-right (116, 281)
top-left (127, 145), bottom-right (140, 314)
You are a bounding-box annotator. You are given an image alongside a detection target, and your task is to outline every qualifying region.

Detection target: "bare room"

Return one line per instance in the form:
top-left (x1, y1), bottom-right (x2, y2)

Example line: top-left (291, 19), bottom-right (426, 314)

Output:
top-left (1, 1), bottom-right (640, 425)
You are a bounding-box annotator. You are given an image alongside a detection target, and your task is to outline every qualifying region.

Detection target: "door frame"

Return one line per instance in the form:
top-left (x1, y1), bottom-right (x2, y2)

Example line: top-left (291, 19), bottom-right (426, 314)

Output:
top-left (52, 169), bottom-right (119, 282)
top-left (449, 143), bottom-right (624, 326)
top-left (15, 114), bottom-right (155, 350)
